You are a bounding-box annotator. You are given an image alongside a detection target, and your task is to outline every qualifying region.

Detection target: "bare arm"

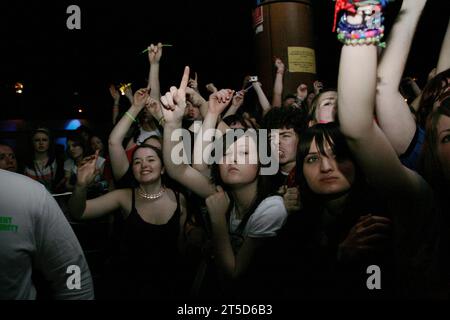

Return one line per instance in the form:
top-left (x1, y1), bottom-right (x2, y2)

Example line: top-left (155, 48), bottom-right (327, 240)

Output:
top-left (205, 187), bottom-right (266, 279)
top-left (376, 0), bottom-right (427, 155)
top-left (338, 5), bottom-right (425, 202)
top-left (110, 85), bottom-right (121, 125)
top-left (161, 66), bottom-right (217, 199)
top-left (147, 43), bottom-right (163, 100)
top-left (436, 17), bottom-right (450, 74)
top-left (68, 153), bottom-right (125, 220)
top-left (186, 87), bottom-right (209, 119)
top-left (272, 58), bottom-right (285, 107)
top-left (252, 82), bottom-right (272, 117)
top-left (108, 89), bottom-right (149, 181)
top-left (223, 91), bottom-right (244, 119)
top-left (193, 90), bottom-right (234, 175)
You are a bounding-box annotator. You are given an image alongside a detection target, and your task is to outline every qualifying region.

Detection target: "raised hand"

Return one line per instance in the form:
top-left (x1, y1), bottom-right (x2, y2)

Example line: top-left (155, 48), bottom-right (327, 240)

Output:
top-left (124, 86), bottom-right (134, 104)
top-left (188, 72), bottom-right (199, 91)
top-left (109, 85), bottom-right (121, 102)
top-left (278, 186), bottom-right (302, 214)
top-left (144, 96), bottom-right (163, 119)
top-left (209, 89), bottom-right (234, 115)
top-left (252, 81), bottom-right (262, 89)
top-left (133, 88), bottom-right (150, 109)
top-left (297, 84), bottom-right (308, 100)
top-left (148, 43), bottom-right (163, 65)
top-left (160, 66), bottom-right (190, 123)
top-left (231, 90), bottom-right (245, 109)
top-left (206, 83), bottom-right (218, 94)
top-left (274, 57), bottom-right (285, 72)
top-left (205, 185), bottom-right (230, 222)
top-left (313, 81), bottom-right (323, 95)
top-left (76, 150), bottom-right (99, 187)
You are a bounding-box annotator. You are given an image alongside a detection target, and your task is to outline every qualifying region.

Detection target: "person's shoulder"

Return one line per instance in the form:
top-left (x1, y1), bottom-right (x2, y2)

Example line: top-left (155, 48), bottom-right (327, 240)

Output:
top-left (254, 195), bottom-right (287, 217)
top-left (258, 195), bottom-right (285, 207)
top-left (247, 195), bottom-right (288, 237)
top-left (0, 170), bottom-right (49, 202)
top-left (0, 170), bottom-right (46, 190)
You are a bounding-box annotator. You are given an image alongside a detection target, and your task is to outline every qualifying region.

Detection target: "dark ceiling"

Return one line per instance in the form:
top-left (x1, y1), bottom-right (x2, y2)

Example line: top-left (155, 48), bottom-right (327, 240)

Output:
top-left (1, 0), bottom-right (447, 122)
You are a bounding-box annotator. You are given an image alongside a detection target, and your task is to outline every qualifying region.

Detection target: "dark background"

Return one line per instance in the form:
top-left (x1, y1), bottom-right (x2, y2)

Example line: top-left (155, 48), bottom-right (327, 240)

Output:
top-left (0, 0), bottom-right (448, 122)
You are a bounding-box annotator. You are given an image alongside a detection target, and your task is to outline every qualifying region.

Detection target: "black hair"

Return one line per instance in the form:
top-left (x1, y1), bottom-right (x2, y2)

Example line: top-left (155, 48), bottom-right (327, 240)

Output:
top-left (130, 143), bottom-right (166, 187)
top-left (222, 114), bottom-right (257, 130)
top-left (210, 129), bottom-right (276, 234)
top-left (89, 131), bottom-right (109, 156)
top-left (296, 123), bottom-right (363, 210)
top-left (262, 105), bottom-right (308, 136)
top-left (76, 125), bottom-right (92, 138)
top-left (418, 68), bottom-right (450, 128)
top-left (283, 93), bottom-right (297, 102)
top-left (66, 132), bottom-right (89, 159)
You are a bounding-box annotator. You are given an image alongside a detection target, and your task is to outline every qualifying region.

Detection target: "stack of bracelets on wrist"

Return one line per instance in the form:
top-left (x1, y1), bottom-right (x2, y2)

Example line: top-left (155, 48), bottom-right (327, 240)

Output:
top-left (333, 0), bottom-right (389, 47)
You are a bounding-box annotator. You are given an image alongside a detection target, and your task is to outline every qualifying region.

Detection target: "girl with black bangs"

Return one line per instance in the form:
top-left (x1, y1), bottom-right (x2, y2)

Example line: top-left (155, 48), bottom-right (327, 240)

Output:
top-left (276, 123), bottom-right (393, 299)
top-left (161, 68), bottom-right (287, 299)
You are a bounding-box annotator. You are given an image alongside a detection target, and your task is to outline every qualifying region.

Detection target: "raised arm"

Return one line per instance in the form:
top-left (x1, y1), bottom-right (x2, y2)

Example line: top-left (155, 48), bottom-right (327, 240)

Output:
top-left (193, 89), bottom-right (234, 175)
top-left (252, 81), bottom-right (272, 116)
top-left (272, 58), bottom-right (285, 107)
top-left (337, 2), bottom-right (424, 199)
top-left (295, 83), bottom-right (308, 108)
top-left (376, 0), bottom-right (427, 155)
top-left (161, 66), bottom-right (216, 198)
top-left (147, 43), bottom-right (163, 100)
top-left (223, 90), bottom-right (244, 118)
top-left (436, 17), bottom-right (450, 74)
top-left (68, 152), bottom-right (124, 220)
top-left (108, 88), bottom-right (149, 181)
top-left (206, 83), bottom-right (218, 94)
top-left (188, 72), bottom-right (200, 94)
top-left (186, 86), bottom-right (209, 119)
top-left (109, 84), bottom-right (121, 125)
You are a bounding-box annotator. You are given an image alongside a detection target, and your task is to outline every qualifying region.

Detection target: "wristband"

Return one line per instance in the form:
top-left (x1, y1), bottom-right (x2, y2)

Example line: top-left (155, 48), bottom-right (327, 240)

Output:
top-left (125, 111), bottom-right (137, 123)
top-left (335, 1), bottom-right (388, 47)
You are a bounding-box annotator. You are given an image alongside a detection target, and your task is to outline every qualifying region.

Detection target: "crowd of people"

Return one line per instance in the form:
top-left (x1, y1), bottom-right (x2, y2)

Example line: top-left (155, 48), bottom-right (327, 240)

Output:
top-left (1, 0), bottom-right (449, 300)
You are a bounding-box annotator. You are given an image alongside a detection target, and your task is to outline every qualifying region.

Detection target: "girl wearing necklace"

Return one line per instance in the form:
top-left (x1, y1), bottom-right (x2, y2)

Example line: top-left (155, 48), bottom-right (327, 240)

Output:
top-left (24, 127), bottom-right (64, 193)
top-left (68, 144), bottom-right (187, 299)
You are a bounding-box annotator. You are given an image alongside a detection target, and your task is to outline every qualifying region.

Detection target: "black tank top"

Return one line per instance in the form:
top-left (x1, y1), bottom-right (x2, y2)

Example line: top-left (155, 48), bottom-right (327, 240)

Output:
top-left (106, 188), bottom-right (181, 299)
